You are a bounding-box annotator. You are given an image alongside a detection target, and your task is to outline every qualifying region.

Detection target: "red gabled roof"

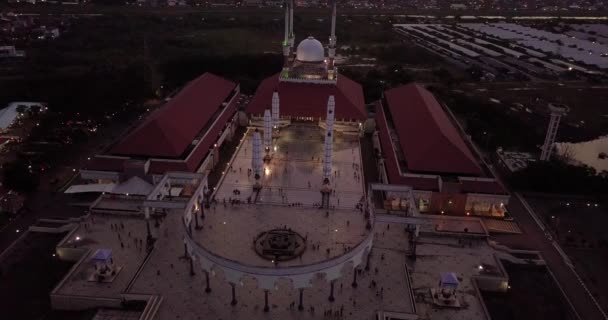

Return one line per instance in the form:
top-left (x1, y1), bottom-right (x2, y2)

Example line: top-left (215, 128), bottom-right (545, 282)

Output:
top-left (246, 74), bottom-right (366, 121)
top-left (110, 73), bottom-right (237, 158)
top-left (375, 101), bottom-right (439, 190)
top-left (383, 84), bottom-right (482, 176)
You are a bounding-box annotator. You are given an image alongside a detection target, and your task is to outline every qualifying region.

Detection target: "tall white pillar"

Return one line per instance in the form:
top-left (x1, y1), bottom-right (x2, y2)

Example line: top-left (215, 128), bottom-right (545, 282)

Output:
top-left (272, 91), bottom-right (280, 129)
top-left (283, 0), bottom-right (290, 70)
top-left (326, 95), bottom-right (335, 134)
top-left (289, 0), bottom-right (295, 49)
top-left (263, 109), bottom-right (272, 152)
top-left (252, 129), bottom-right (263, 177)
top-left (328, 0), bottom-right (337, 76)
top-left (323, 132), bottom-right (333, 180)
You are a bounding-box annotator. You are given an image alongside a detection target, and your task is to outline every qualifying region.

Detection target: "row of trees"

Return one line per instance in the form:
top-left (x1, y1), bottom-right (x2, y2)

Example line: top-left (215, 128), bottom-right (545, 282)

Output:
top-left (509, 159), bottom-right (608, 196)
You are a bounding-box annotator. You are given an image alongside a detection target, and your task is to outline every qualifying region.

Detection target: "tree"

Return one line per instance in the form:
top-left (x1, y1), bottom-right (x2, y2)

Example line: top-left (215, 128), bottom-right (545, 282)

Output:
top-left (2, 162), bottom-right (39, 194)
top-left (15, 105), bottom-right (27, 114)
top-left (433, 67), bottom-right (454, 87)
top-left (509, 159), bottom-right (608, 195)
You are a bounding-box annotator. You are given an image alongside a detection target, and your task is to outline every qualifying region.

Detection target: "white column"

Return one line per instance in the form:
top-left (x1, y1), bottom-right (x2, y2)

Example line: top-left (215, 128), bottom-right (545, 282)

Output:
top-left (272, 91), bottom-right (280, 129)
top-left (283, 0), bottom-right (289, 45)
top-left (252, 129), bottom-right (263, 176)
top-left (263, 109), bottom-right (272, 152)
top-left (323, 132), bottom-right (333, 180)
top-left (328, 0), bottom-right (337, 72)
top-left (289, 0), bottom-right (295, 48)
top-left (326, 95), bottom-right (335, 134)
top-left (283, 0), bottom-right (290, 70)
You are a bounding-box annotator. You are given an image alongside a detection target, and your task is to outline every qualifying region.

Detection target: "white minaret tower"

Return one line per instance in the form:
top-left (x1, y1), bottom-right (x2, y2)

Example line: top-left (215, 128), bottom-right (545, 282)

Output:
top-left (263, 109), bottom-right (272, 154)
top-left (323, 132), bottom-right (333, 180)
top-left (252, 129), bottom-right (263, 177)
top-left (326, 95), bottom-right (335, 134)
top-left (289, 0), bottom-right (295, 51)
top-left (320, 131), bottom-right (333, 208)
top-left (328, 0), bottom-right (338, 79)
top-left (282, 0), bottom-right (290, 72)
top-left (540, 104), bottom-right (568, 161)
top-left (272, 91), bottom-right (280, 129)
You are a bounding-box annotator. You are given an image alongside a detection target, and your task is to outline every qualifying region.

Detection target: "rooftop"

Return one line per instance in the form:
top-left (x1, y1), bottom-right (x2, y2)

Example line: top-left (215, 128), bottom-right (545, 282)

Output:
top-left (381, 84), bottom-right (483, 176)
top-left (247, 73), bottom-right (366, 121)
top-left (110, 73), bottom-right (237, 159)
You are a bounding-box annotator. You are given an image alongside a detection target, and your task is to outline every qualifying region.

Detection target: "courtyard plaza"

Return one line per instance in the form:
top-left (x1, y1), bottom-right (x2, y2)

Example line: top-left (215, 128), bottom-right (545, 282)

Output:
top-left (56, 211), bottom-right (416, 319)
top-left (214, 124), bottom-right (365, 210)
top-left (192, 204), bottom-right (368, 267)
top-left (131, 215), bottom-right (416, 319)
top-left (52, 208), bottom-right (519, 319)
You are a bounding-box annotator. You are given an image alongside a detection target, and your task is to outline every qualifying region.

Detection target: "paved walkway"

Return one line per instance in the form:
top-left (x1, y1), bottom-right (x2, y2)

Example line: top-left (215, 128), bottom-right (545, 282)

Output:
top-left (215, 125), bottom-right (364, 209)
top-left (192, 204), bottom-right (368, 267)
top-left (129, 216), bottom-right (416, 320)
top-left (492, 195), bottom-right (606, 320)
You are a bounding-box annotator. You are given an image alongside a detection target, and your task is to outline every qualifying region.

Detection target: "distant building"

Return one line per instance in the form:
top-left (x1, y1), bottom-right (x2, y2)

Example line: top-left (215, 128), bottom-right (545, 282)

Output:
top-left (0, 46), bottom-right (25, 58)
top-left (450, 3), bottom-right (467, 10)
top-left (243, 0), bottom-right (263, 6)
top-left (496, 149), bottom-right (536, 174)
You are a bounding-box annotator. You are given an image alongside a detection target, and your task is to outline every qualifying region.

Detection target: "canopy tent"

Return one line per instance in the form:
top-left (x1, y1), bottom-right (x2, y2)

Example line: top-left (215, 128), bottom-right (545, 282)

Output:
top-left (112, 176), bottom-right (154, 196)
top-left (92, 249), bottom-right (112, 262)
top-left (65, 183), bottom-right (116, 194)
top-left (65, 176), bottom-right (153, 196)
top-left (0, 102), bottom-right (45, 130)
top-left (439, 272), bottom-right (460, 289)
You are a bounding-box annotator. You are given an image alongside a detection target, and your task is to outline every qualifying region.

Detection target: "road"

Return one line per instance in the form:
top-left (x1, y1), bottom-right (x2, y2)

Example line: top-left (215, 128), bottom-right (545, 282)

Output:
top-left (493, 195), bottom-right (607, 320)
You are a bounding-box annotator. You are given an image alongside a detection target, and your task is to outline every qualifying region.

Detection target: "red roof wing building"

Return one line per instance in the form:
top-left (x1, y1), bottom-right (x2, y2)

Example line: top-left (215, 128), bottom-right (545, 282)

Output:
top-left (382, 84), bottom-right (482, 176)
top-left (247, 73), bottom-right (367, 121)
top-left (84, 73), bottom-right (240, 176)
top-left (111, 73), bottom-right (237, 158)
top-left (375, 83), bottom-right (508, 216)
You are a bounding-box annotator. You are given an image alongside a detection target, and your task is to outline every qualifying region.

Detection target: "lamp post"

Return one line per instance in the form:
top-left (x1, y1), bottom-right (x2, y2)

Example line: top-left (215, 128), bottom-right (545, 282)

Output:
top-left (230, 283), bottom-right (238, 306)
top-left (205, 271), bottom-right (211, 293)
top-left (298, 288), bottom-right (304, 311)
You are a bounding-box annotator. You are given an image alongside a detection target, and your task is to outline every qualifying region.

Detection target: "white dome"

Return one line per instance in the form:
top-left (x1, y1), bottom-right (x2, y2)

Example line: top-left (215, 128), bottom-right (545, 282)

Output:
top-left (296, 36), bottom-right (325, 62)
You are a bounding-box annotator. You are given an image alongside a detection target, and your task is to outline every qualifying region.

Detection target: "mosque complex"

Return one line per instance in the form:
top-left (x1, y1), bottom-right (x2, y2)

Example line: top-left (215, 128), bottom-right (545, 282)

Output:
top-left (47, 1), bottom-right (522, 319)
